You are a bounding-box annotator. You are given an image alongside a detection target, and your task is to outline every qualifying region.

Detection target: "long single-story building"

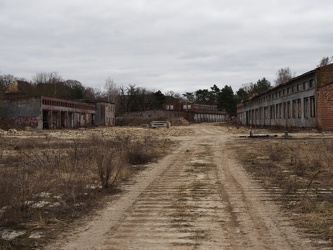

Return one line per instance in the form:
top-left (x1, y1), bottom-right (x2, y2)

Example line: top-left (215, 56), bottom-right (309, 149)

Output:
top-left (163, 102), bottom-right (228, 123)
top-left (122, 102), bottom-right (228, 123)
top-left (1, 95), bottom-right (115, 130)
top-left (237, 64), bottom-right (333, 130)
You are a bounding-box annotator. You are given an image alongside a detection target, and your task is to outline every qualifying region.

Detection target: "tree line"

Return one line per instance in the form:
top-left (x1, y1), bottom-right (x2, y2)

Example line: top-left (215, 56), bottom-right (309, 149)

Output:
top-left (0, 71), bottom-right (269, 117)
top-left (0, 72), bottom-right (171, 114)
top-left (1, 56), bottom-right (331, 117)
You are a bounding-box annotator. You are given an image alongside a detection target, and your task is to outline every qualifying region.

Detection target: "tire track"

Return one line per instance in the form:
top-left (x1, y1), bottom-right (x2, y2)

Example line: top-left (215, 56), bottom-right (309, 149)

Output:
top-left (47, 125), bottom-right (318, 250)
top-left (101, 135), bottom-right (230, 249)
top-left (47, 137), bottom-right (195, 249)
top-left (214, 134), bottom-right (316, 250)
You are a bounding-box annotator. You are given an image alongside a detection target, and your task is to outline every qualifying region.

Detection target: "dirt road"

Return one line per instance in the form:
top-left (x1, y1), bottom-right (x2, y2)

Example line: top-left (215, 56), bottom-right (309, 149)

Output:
top-left (47, 124), bottom-right (316, 250)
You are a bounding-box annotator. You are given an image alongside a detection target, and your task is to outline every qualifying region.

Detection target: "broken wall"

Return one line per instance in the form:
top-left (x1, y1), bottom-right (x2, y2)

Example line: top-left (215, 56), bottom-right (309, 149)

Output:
top-left (1, 97), bottom-right (42, 129)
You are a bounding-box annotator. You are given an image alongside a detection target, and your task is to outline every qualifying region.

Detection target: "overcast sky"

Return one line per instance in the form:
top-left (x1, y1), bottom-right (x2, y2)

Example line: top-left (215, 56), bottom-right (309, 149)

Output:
top-left (0, 0), bottom-right (332, 94)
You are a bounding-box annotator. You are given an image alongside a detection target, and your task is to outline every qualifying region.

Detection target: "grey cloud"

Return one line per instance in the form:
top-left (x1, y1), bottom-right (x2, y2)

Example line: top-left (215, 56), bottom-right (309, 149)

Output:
top-left (1, 0), bottom-right (333, 94)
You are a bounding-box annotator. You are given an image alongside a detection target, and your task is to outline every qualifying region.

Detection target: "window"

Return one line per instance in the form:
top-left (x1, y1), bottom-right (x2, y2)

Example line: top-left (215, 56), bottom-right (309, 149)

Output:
top-left (270, 105), bottom-right (275, 119)
top-left (287, 101), bottom-right (291, 118)
top-left (292, 100), bottom-right (297, 118)
top-left (170, 105), bottom-right (174, 110)
top-left (276, 104), bottom-right (279, 119)
top-left (303, 81), bottom-right (307, 90)
top-left (309, 79), bottom-right (314, 88)
top-left (297, 84), bottom-right (301, 91)
top-left (304, 97), bottom-right (309, 119)
top-left (297, 99), bottom-right (301, 118)
top-left (292, 86), bottom-right (296, 93)
top-left (287, 88), bottom-right (290, 94)
top-left (279, 103), bottom-right (282, 118)
top-left (283, 102), bottom-right (287, 119)
top-left (310, 96), bottom-right (315, 117)
top-left (264, 106), bottom-right (268, 119)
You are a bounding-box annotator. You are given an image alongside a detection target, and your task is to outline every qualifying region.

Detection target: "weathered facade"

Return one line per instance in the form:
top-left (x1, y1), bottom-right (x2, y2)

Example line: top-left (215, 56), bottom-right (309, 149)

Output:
top-left (123, 102), bottom-right (228, 123)
top-left (237, 64), bottom-right (333, 130)
top-left (163, 101), bottom-right (228, 122)
top-left (1, 96), bottom-right (115, 129)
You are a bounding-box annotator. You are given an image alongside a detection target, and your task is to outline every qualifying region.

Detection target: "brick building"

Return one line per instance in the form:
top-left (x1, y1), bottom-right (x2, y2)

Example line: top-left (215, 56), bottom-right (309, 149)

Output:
top-left (123, 101), bottom-right (228, 123)
top-left (1, 95), bottom-right (115, 130)
top-left (163, 101), bottom-right (228, 122)
top-left (237, 64), bottom-right (333, 130)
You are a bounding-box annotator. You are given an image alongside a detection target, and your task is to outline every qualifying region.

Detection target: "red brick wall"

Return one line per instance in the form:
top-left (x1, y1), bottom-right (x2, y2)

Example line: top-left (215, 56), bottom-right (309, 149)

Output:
top-left (317, 83), bottom-right (333, 130)
top-left (316, 64), bottom-right (333, 88)
top-left (316, 64), bottom-right (333, 130)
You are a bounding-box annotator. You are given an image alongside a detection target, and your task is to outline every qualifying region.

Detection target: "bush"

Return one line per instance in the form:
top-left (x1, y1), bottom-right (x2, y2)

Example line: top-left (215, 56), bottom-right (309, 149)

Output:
top-left (0, 132), bottom-right (165, 229)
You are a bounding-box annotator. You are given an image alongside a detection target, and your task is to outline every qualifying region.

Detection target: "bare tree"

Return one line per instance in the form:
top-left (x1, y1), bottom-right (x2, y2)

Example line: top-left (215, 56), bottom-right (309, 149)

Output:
top-left (275, 67), bottom-right (295, 86)
top-left (83, 87), bottom-right (97, 99)
top-left (31, 72), bottom-right (64, 97)
top-left (104, 77), bottom-right (119, 104)
top-left (165, 91), bottom-right (182, 100)
top-left (0, 74), bottom-right (17, 87)
top-left (116, 84), bottom-right (160, 113)
top-left (317, 56), bottom-right (332, 67)
top-left (31, 72), bottom-right (62, 85)
top-left (117, 85), bottom-right (128, 113)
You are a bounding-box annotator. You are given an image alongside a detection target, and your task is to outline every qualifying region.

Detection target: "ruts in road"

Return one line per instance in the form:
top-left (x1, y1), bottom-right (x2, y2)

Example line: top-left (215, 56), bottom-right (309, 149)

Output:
top-left (47, 125), bottom-right (317, 250)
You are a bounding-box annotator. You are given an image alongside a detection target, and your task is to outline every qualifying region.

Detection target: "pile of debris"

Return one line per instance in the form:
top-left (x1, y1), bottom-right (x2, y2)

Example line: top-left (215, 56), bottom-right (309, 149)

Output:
top-left (170, 117), bottom-right (190, 126)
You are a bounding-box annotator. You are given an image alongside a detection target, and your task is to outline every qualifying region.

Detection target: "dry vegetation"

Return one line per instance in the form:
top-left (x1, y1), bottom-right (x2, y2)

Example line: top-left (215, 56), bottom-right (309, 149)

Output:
top-left (229, 132), bottom-right (333, 246)
top-left (1, 123), bottom-right (333, 248)
top-left (0, 126), bottom-right (180, 249)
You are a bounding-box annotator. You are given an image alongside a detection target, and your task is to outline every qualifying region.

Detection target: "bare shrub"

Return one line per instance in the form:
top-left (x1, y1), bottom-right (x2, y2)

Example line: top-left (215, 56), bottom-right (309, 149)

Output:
top-left (88, 135), bottom-right (126, 188)
top-left (0, 160), bottom-right (55, 224)
top-left (289, 145), bottom-right (313, 176)
top-left (234, 137), bottom-right (333, 243)
top-left (281, 176), bottom-right (301, 195)
top-left (0, 128), bottom-right (170, 249)
top-left (125, 136), bottom-right (159, 165)
top-left (62, 142), bottom-right (97, 203)
top-left (21, 147), bottom-right (90, 205)
top-left (0, 169), bottom-right (24, 224)
top-left (95, 147), bottom-right (121, 188)
top-left (267, 143), bottom-right (285, 161)
top-left (90, 134), bottom-right (161, 187)
top-left (294, 159), bottom-right (309, 176)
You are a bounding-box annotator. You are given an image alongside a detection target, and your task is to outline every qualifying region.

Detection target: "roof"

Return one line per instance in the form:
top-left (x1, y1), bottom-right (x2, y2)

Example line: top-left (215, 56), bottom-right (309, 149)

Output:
top-left (242, 68), bottom-right (316, 103)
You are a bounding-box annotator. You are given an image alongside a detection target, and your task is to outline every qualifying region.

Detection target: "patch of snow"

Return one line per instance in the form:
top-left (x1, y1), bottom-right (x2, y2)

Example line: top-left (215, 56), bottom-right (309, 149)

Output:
top-left (29, 231), bottom-right (43, 239)
top-left (1, 229), bottom-right (26, 240)
top-left (34, 192), bottom-right (52, 198)
top-left (32, 201), bottom-right (50, 208)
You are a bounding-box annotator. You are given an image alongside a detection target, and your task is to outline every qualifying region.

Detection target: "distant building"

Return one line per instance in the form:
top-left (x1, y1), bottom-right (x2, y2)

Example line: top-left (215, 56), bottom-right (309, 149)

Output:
top-left (1, 81), bottom-right (115, 129)
top-left (237, 64), bottom-right (333, 130)
top-left (163, 101), bottom-right (228, 122)
top-left (124, 101), bottom-right (228, 123)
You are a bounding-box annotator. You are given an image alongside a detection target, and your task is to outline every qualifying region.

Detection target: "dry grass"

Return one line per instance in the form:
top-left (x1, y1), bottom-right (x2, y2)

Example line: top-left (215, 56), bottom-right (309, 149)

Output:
top-left (0, 129), bottom-right (172, 249)
top-left (230, 135), bottom-right (333, 245)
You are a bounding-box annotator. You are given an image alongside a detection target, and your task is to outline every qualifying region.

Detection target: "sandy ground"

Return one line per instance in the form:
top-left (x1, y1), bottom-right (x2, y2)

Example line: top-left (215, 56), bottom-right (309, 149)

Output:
top-left (45, 124), bottom-right (320, 250)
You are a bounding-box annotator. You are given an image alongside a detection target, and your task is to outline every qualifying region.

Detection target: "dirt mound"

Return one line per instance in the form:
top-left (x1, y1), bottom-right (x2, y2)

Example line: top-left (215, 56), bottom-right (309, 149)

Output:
top-left (170, 117), bottom-right (190, 126)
